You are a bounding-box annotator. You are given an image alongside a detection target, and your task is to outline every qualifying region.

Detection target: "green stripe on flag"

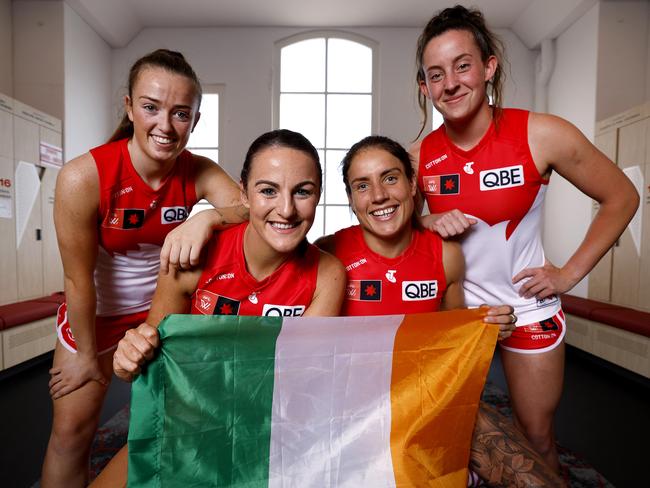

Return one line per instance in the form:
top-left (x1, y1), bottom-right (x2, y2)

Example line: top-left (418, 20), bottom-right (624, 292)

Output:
top-left (128, 314), bottom-right (283, 487)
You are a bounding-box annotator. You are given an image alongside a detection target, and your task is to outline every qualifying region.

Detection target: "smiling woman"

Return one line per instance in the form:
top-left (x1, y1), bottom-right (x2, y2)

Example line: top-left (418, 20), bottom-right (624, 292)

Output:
top-left (41, 49), bottom-right (245, 488)
top-left (411, 5), bottom-right (639, 472)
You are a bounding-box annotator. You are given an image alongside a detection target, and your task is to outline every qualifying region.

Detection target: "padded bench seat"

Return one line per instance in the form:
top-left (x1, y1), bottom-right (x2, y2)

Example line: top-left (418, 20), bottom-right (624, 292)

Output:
top-left (0, 292), bottom-right (64, 371)
top-left (561, 294), bottom-right (650, 378)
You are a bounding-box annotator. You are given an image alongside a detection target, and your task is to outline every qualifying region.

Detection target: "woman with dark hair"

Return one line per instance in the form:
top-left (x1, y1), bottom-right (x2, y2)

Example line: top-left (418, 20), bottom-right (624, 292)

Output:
top-left (113, 128), bottom-right (345, 378)
top-left (87, 129), bottom-right (345, 488)
top-left (317, 135), bottom-right (564, 486)
top-left (412, 5), bottom-right (638, 470)
top-left (42, 49), bottom-right (244, 487)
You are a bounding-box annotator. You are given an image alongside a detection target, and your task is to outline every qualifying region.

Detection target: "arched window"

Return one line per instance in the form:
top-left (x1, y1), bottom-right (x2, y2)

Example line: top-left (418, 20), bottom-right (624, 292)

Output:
top-left (274, 31), bottom-right (378, 241)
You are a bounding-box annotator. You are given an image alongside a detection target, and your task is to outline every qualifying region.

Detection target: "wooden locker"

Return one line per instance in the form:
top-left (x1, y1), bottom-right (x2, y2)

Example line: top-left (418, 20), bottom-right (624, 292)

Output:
top-left (611, 118), bottom-right (646, 308)
top-left (0, 155), bottom-right (18, 305)
top-left (0, 108), bottom-right (13, 159)
top-left (589, 130), bottom-right (617, 301)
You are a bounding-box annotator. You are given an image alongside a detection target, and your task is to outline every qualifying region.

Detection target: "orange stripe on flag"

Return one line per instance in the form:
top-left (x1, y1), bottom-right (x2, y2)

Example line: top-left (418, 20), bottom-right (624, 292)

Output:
top-left (389, 309), bottom-right (498, 487)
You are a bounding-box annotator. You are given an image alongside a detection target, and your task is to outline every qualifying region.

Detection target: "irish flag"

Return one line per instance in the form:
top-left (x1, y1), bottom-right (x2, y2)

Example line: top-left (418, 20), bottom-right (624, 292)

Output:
top-left (128, 310), bottom-right (497, 487)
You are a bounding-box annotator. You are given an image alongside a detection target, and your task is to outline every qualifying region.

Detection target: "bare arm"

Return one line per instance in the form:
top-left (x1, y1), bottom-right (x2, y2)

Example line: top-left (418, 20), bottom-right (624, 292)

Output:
top-left (409, 140), bottom-right (477, 236)
top-left (48, 154), bottom-right (107, 399)
top-left (470, 403), bottom-right (566, 487)
top-left (160, 155), bottom-right (248, 272)
top-left (302, 250), bottom-right (346, 317)
top-left (514, 113), bottom-right (640, 299)
top-left (439, 240), bottom-right (466, 310)
top-left (112, 264), bottom-right (201, 382)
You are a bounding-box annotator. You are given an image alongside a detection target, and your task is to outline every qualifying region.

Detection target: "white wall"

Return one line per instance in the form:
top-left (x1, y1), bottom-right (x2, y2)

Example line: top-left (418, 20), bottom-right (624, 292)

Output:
top-left (498, 29), bottom-right (535, 111)
top-left (63, 3), bottom-right (112, 161)
top-left (597, 0), bottom-right (649, 120)
top-left (111, 26), bottom-right (535, 179)
top-left (0, 0), bottom-right (12, 96)
top-left (544, 2), bottom-right (600, 298)
top-left (12, 0), bottom-right (64, 120)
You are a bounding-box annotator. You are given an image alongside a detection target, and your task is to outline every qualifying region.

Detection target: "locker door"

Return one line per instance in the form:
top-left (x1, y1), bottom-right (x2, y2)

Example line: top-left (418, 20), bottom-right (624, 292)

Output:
top-left (0, 109), bottom-right (13, 159)
top-left (13, 116), bottom-right (40, 165)
top-left (14, 116), bottom-right (43, 299)
top-left (41, 166), bottom-right (62, 294)
top-left (40, 127), bottom-right (63, 294)
top-left (589, 130), bottom-right (617, 301)
top-left (0, 156), bottom-right (18, 305)
top-left (611, 118), bottom-right (646, 308)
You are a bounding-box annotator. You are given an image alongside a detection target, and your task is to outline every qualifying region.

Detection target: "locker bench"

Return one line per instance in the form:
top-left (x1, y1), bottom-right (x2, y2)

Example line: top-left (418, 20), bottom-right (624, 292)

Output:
top-left (0, 293), bottom-right (64, 371)
top-left (562, 294), bottom-right (650, 379)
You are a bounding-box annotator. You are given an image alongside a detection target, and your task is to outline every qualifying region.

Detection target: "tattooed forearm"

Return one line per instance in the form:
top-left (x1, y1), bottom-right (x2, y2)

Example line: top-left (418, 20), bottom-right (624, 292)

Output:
top-left (215, 205), bottom-right (249, 226)
top-left (470, 402), bottom-right (565, 487)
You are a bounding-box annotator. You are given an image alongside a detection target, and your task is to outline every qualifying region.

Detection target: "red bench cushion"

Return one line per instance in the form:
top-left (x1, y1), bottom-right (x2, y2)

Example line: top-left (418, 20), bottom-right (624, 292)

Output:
top-left (561, 294), bottom-right (650, 338)
top-left (0, 293), bottom-right (64, 331)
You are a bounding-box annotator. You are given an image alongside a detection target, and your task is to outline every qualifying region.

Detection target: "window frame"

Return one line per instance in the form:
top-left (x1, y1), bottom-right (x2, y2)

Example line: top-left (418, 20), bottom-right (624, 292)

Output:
top-left (187, 83), bottom-right (226, 217)
top-left (272, 30), bottom-right (379, 238)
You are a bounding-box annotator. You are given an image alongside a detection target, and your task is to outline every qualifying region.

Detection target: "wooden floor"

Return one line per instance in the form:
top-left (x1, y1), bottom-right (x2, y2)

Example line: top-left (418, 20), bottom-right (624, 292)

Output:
top-left (0, 345), bottom-right (648, 488)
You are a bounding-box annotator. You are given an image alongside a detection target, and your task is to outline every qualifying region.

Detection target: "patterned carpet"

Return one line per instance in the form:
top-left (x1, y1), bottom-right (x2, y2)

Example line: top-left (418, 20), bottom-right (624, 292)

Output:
top-left (88, 381), bottom-right (614, 487)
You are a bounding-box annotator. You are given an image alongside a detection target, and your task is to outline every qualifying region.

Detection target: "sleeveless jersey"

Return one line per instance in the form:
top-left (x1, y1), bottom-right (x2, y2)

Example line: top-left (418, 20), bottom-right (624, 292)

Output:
top-left (418, 108), bottom-right (561, 325)
top-left (333, 225), bottom-right (447, 316)
top-left (191, 223), bottom-right (319, 317)
top-left (92, 138), bottom-right (198, 317)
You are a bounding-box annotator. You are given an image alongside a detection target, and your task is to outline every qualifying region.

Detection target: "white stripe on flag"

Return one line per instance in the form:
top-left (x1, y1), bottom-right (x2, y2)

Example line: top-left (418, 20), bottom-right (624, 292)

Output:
top-left (268, 315), bottom-right (404, 488)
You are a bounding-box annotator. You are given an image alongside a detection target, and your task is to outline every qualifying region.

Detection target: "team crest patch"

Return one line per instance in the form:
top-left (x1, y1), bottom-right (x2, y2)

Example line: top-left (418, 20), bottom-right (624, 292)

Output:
top-left (346, 280), bottom-right (382, 301)
top-left (422, 174), bottom-right (459, 195)
top-left (103, 208), bottom-right (145, 229)
top-left (195, 289), bottom-right (241, 315)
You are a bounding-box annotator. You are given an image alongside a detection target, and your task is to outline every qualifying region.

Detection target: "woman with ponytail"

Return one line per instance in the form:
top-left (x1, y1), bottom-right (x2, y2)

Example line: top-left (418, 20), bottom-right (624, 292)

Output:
top-left (42, 49), bottom-right (243, 487)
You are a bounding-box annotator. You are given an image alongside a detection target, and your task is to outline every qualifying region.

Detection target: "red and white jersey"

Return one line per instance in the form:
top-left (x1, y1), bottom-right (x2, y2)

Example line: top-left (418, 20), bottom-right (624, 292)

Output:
top-left (191, 223), bottom-right (319, 317)
top-left (92, 138), bottom-right (198, 317)
top-left (418, 109), bottom-right (561, 325)
top-left (333, 225), bottom-right (447, 316)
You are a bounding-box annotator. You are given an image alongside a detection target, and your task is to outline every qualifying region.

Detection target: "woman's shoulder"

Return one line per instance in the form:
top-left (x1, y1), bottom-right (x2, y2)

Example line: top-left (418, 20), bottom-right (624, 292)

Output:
top-left (315, 246), bottom-right (346, 284)
top-left (58, 152), bottom-right (99, 191)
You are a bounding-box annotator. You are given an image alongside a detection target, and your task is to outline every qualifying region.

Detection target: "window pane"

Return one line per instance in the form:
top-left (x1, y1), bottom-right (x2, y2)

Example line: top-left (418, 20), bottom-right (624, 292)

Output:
top-left (325, 150), bottom-right (348, 204)
top-left (188, 94), bottom-right (219, 148)
top-left (281, 38), bottom-right (325, 92)
top-left (326, 94), bottom-right (371, 148)
top-left (327, 39), bottom-right (372, 93)
top-left (189, 148), bottom-right (219, 163)
top-left (280, 94), bottom-right (325, 148)
top-left (307, 205), bottom-right (325, 243)
top-left (324, 205), bottom-right (358, 235)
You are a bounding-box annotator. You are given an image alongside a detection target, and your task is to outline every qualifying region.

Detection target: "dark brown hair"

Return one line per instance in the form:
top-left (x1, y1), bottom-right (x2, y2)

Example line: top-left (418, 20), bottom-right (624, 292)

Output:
top-left (341, 135), bottom-right (414, 195)
top-left (341, 135), bottom-right (421, 229)
top-left (240, 129), bottom-right (322, 191)
top-left (108, 49), bottom-right (202, 143)
top-left (415, 5), bottom-right (505, 138)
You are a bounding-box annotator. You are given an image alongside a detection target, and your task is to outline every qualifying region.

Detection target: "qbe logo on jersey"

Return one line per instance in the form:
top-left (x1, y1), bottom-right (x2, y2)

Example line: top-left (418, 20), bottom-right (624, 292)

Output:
top-left (480, 165), bottom-right (524, 191)
top-left (262, 304), bottom-right (305, 317)
top-left (402, 280), bottom-right (438, 301)
top-left (161, 206), bottom-right (189, 224)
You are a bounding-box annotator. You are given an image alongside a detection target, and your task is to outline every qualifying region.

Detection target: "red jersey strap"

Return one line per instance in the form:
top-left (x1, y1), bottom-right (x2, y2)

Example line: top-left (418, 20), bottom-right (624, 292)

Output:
top-left (192, 223), bottom-right (320, 317)
top-left (91, 138), bottom-right (197, 218)
top-left (334, 225), bottom-right (447, 316)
